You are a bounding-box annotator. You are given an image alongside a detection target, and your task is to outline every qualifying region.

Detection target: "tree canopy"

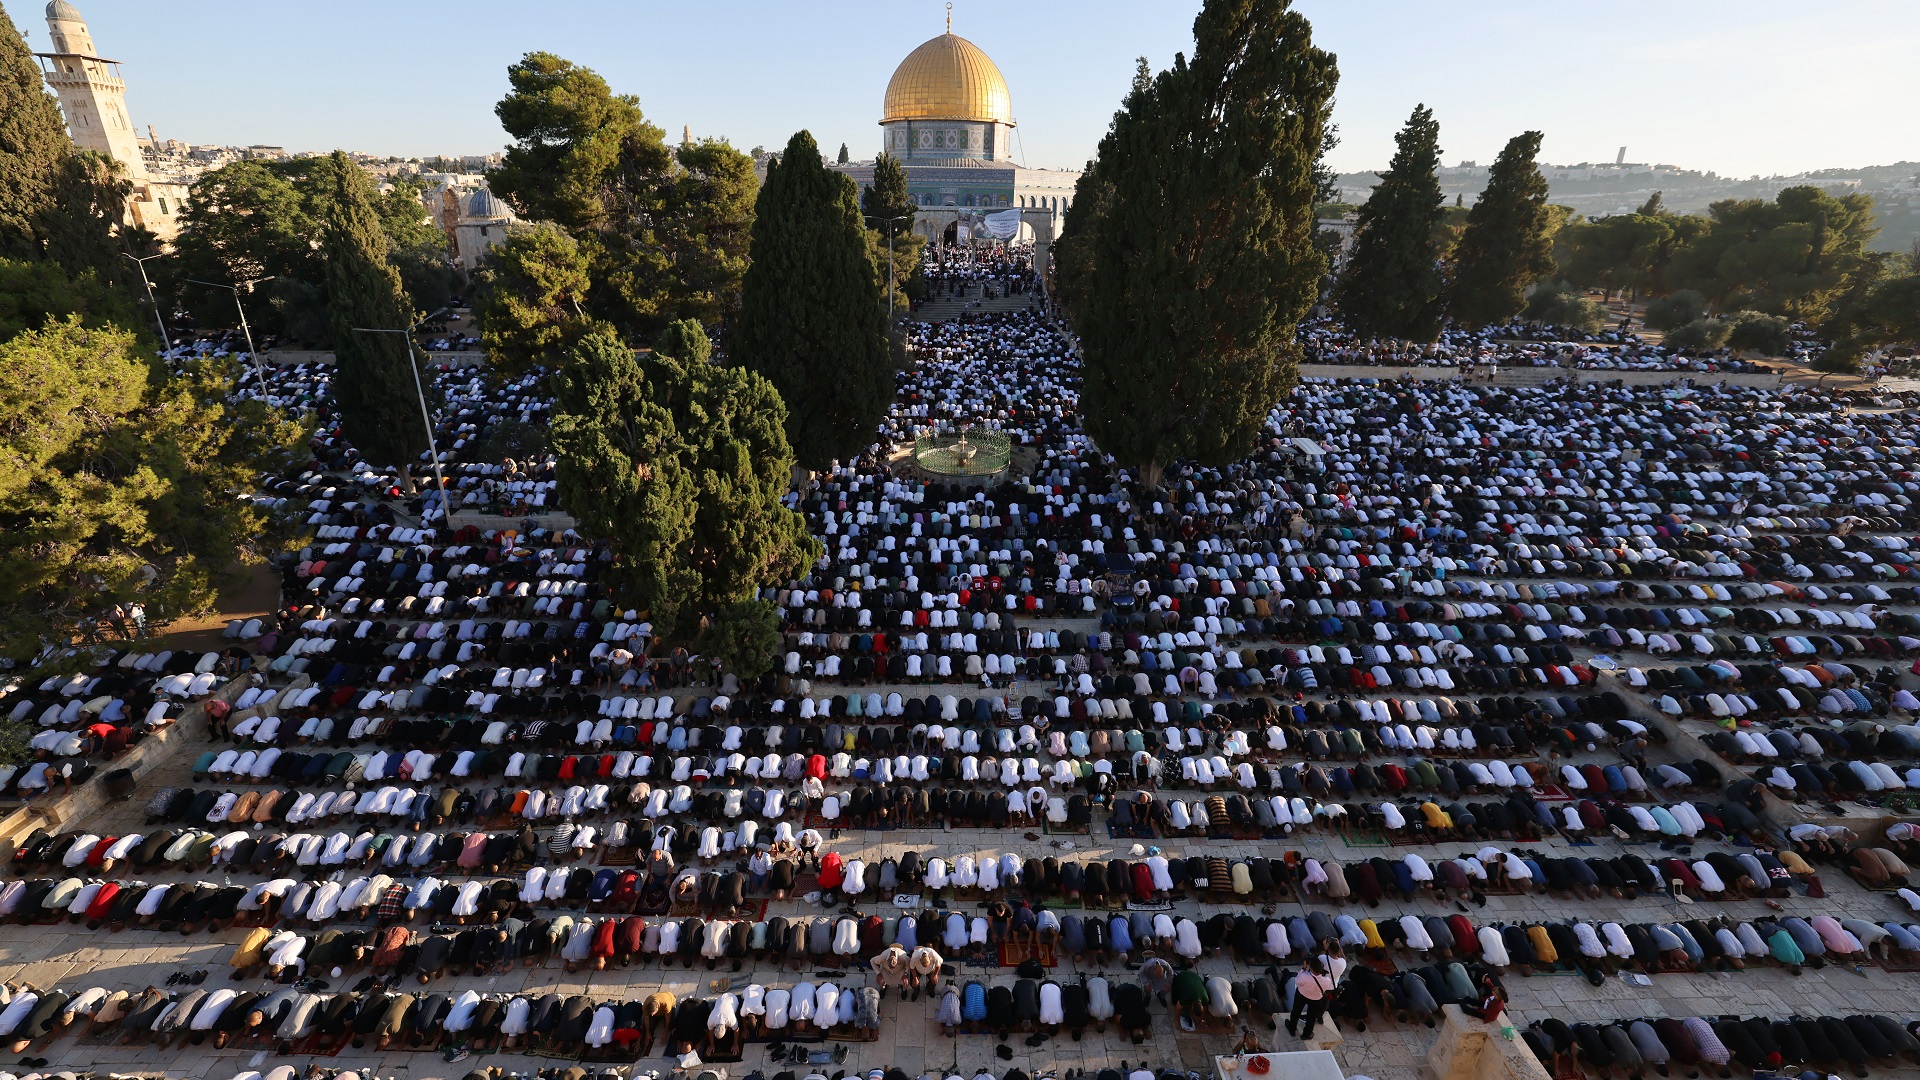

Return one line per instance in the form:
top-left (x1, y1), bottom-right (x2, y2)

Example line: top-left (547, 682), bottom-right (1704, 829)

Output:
top-left (1663, 316), bottom-right (1729, 353)
top-left (1556, 212), bottom-right (1676, 299)
top-left (1825, 272), bottom-right (1920, 365)
top-left (1668, 185), bottom-right (1883, 320)
top-left (0, 255), bottom-right (141, 341)
top-left (471, 221), bottom-right (598, 373)
top-left (1522, 280), bottom-right (1606, 334)
top-left (0, 4), bottom-right (76, 262)
top-left (1724, 310), bottom-right (1792, 356)
top-left (0, 317), bottom-right (306, 656)
top-left (733, 130), bottom-right (890, 469)
top-left (484, 53), bottom-right (757, 358)
top-left (550, 323), bottom-right (817, 644)
top-left (489, 53), bottom-right (651, 233)
top-left (1333, 104), bottom-right (1445, 342)
top-left (1447, 130), bottom-right (1555, 328)
top-left (167, 157), bottom-right (451, 343)
top-left (1056, 0), bottom-right (1338, 479)
top-left (1643, 289), bottom-right (1707, 331)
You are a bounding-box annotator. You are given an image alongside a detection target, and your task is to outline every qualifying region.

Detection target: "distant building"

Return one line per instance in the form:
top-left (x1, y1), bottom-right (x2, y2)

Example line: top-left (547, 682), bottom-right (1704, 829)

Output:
top-left (35, 1), bottom-right (188, 238)
top-left (441, 187), bottom-right (517, 270)
top-left (1316, 213), bottom-right (1357, 267)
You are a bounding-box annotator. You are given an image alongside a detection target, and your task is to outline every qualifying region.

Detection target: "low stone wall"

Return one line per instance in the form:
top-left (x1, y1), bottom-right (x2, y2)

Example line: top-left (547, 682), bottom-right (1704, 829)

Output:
top-left (0, 667), bottom-right (296, 843)
top-left (263, 350), bottom-right (487, 366)
top-left (1425, 1005), bottom-right (1551, 1080)
top-left (1297, 363), bottom-right (1783, 389)
top-left (447, 510), bottom-right (579, 532)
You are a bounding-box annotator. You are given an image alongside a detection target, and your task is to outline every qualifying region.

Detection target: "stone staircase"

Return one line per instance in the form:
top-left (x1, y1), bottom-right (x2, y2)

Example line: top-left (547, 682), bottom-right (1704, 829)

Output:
top-left (911, 290), bottom-right (1044, 322)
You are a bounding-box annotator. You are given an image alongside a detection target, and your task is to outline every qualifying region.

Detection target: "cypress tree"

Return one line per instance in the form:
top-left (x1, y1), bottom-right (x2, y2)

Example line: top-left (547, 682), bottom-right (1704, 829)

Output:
top-left (1057, 0), bottom-right (1337, 481)
top-left (1448, 130), bottom-right (1554, 328)
top-left (734, 130), bottom-right (889, 469)
top-left (0, 3), bottom-right (73, 261)
top-left (38, 151), bottom-right (129, 283)
top-left (862, 151), bottom-right (920, 315)
top-left (552, 322), bottom-right (816, 641)
top-left (553, 327), bottom-right (697, 628)
top-left (655, 316), bottom-right (712, 365)
top-left (862, 152), bottom-right (916, 231)
top-left (318, 152), bottom-right (429, 474)
top-left (1334, 104), bottom-right (1446, 342)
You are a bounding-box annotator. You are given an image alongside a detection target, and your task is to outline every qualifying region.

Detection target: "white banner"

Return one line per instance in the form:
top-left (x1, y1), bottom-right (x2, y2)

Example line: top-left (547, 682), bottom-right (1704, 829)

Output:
top-left (979, 208), bottom-right (1023, 240)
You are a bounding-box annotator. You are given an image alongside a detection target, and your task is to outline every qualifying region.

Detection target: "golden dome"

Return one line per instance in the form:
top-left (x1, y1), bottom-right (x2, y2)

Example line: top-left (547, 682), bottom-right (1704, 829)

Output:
top-left (881, 33), bottom-right (1014, 126)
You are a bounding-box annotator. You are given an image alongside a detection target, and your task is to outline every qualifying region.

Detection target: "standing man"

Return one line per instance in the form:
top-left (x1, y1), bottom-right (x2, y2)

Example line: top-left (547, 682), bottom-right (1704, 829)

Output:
top-left (908, 943), bottom-right (943, 1001)
top-left (871, 944), bottom-right (909, 998)
top-left (1287, 957), bottom-right (1334, 1038)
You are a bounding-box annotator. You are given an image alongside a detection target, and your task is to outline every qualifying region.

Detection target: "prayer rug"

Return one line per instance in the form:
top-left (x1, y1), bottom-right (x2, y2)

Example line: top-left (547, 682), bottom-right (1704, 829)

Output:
top-left (998, 941), bottom-right (1058, 968)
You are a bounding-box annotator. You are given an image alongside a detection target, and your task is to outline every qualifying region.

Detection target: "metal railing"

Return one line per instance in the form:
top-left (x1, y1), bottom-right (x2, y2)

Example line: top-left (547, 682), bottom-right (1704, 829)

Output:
top-left (912, 429), bottom-right (1012, 476)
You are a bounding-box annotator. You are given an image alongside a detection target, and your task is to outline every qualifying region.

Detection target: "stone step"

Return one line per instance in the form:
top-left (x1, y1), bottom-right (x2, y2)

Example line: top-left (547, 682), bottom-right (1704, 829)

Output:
top-left (911, 295), bottom-right (1043, 322)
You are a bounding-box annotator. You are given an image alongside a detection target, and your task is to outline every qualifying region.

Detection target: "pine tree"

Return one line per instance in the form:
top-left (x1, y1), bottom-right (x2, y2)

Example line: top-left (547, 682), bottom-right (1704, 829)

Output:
top-left (1334, 104), bottom-right (1446, 342)
top-left (656, 139), bottom-right (758, 332)
top-left (0, 317), bottom-right (306, 655)
top-left (1056, 0), bottom-right (1337, 480)
top-left (490, 52), bottom-right (653, 233)
top-left (318, 152), bottom-right (430, 474)
top-left (489, 54), bottom-right (754, 342)
top-left (0, 4), bottom-right (74, 262)
top-left (734, 130), bottom-right (889, 469)
top-left (1448, 130), bottom-right (1555, 329)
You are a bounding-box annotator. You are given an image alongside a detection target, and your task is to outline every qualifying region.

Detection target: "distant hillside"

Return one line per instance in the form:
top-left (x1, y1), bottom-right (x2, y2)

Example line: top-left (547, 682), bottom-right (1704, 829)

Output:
top-left (1336, 160), bottom-right (1920, 255)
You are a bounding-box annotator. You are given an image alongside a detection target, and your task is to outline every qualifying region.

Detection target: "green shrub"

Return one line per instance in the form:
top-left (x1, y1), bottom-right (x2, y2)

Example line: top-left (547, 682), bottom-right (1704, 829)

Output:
top-left (1643, 289), bottom-right (1706, 331)
top-left (1664, 318), bottom-right (1731, 352)
top-left (1724, 310), bottom-right (1792, 356)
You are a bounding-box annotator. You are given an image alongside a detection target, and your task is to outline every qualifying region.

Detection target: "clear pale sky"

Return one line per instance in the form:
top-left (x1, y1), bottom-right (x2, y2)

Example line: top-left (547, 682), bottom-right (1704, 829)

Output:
top-left (16, 0), bottom-right (1917, 177)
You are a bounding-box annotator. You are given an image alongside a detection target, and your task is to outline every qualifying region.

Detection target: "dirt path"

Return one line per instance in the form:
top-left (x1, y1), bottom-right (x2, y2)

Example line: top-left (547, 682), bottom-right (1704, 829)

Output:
top-left (151, 560), bottom-right (283, 653)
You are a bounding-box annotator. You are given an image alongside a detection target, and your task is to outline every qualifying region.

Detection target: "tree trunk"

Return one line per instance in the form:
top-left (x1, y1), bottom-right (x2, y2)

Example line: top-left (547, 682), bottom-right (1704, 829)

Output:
top-left (399, 463), bottom-right (419, 496)
top-left (1139, 461), bottom-right (1165, 492)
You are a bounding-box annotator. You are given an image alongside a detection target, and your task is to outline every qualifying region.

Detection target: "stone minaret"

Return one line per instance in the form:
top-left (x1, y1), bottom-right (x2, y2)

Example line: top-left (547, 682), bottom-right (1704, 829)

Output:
top-left (40, 0), bottom-right (148, 179)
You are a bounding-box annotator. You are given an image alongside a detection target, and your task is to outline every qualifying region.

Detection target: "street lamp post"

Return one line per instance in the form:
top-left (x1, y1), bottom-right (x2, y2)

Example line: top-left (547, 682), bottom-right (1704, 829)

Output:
top-left (185, 276), bottom-right (273, 391)
top-left (352, 317), bottom-right (450, 523)
top-left (122, 253), bottom-right (173, 356)
top-left (865, 213), bottom-right (913, 321)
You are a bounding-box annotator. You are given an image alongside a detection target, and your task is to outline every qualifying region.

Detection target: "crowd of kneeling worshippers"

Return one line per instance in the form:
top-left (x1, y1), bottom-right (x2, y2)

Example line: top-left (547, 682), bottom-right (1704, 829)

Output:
top-left (10, 300), bottom-right (1920, 1080)
top-left (1295, 314), bottom-right (1783, 373)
